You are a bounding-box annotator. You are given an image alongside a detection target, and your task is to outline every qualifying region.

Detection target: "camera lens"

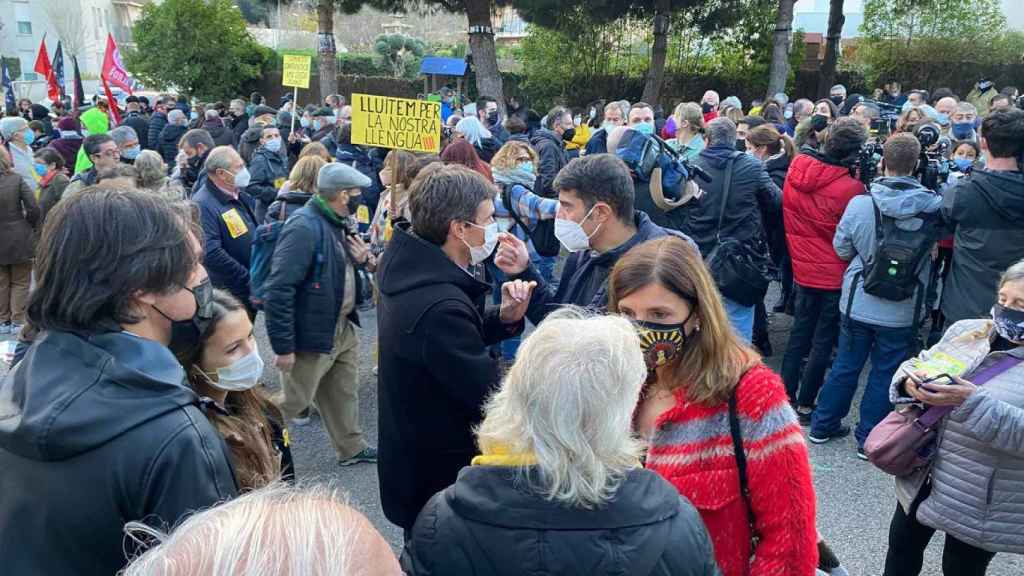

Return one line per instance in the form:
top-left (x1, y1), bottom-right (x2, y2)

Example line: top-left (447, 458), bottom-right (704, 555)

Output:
top-left (916, 124), bottom-right (939, 147)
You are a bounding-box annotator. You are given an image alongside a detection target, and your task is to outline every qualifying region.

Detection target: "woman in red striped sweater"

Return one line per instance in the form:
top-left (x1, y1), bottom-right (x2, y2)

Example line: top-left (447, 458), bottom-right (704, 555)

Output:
top-left (609, 237), bottom-right (819, 576)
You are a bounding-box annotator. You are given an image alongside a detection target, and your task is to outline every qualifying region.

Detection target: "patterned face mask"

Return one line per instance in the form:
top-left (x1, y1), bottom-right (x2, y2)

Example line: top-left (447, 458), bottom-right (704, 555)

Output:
top-left (635, 313), bottom-right (692, 370)
top-left (993, 304), bottom-right (1024, 343)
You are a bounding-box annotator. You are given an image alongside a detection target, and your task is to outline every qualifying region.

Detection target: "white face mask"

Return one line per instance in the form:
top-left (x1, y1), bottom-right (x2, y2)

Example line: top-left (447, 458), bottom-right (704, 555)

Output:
top-left (231, 167), bottom-right (251, 189)
top-left (554, 205), bottom-right (600, 252)
top-left (198, 347), bottom-right (264, 392)
top-left (263, 137), bottom-right (282, 153)
top-left (462, 221), bottom-right (499, 265)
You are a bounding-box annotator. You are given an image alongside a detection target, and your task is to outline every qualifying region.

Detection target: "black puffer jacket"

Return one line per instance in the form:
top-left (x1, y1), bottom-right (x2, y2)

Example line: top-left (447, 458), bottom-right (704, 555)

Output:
top-left (247, 146), bottom-right (289, 222)
top-left (531, 128), bottom-right (567, 198)
top-left (147, 111), bottom-right (168, 151)
top-left (377, 224), bottom-right (523, 530)
top-left (266, 190), bottom-right (313, 223)
top-left (264, 203), bottom-right (361, 356)
top-left (401, 466), bottom-right (720, 576)
top-left (0, 329), bottom-right (238, 575)
top-left (157, 123), bottom-right (188, 166)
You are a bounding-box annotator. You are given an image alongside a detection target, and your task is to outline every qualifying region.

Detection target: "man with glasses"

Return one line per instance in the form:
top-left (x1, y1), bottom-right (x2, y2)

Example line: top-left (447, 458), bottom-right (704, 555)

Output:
top-left (65, 134), bottom-right (121, 196)
top-left (192, 146), bottom-right (259, 313)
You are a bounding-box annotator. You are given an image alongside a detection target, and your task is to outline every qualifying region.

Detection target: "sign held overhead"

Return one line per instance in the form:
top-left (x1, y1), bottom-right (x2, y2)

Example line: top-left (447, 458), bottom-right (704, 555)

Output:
top-left (351, 93), bottom-right (441, 154)
top-left (281, 54), bottom-right (312, 89)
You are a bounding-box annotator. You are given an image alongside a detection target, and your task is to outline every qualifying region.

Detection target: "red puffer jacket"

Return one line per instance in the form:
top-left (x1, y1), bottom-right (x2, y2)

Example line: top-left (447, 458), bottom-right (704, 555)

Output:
top-left (783, 153), bottom-right (864, 290)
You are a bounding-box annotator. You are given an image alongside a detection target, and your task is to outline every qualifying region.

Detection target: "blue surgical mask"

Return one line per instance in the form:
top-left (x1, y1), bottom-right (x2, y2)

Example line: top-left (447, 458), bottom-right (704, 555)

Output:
top-left (33, 162), bottom-right (47, 177)
top-left (300, 117), bottom-right (310, 129)
top-left (517, 161), bottom-right (534, 175)
top-left (22, 129), bottom-right (35, 146)
top-left (936, 112), bottom-right (950, 127)
top-left (190, 111), bottom-right (198, 121)
top-left (953, 157), bottom-right (973, 172)
top-left (952, 122), bottom-right (974, 140)
top-left (122, 145), bottom-right (141, 160)
top-left (601, 121), bottom-right (617, 131)
top-left (633, 122), bottom-right (654, 136)
top-left (313, 120), bottom-right (322, 131)
top-left (264, 137), bottom-right (282, 153)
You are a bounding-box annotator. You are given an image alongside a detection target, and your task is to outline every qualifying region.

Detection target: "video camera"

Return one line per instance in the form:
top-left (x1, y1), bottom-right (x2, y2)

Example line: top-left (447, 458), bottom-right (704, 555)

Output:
top-left (914, 124), bottom-right (951, 191)
top-left (861, 99), bottom-right (902, 140)
top-left (855, 124), bottom-right (951, 190)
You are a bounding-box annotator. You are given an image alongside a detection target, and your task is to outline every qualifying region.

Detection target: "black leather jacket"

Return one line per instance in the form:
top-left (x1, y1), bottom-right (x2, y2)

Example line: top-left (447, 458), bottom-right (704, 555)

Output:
top-left (0, 329), bottom-right (238, 575)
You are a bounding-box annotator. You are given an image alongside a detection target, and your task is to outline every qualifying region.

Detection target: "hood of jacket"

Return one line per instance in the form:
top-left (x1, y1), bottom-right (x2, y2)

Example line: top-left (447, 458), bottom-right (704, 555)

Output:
top-left (530, 128), bottom-right (563, 149)
top-left (160, 123), bottom-right (188, 144)
top-left (279, 190), bottom-right (313, 205)
top-left (786, 151), bottom-right (855, 195)
top-left (448, 466), bottom-right (680, 531)
top-left (869, 176), bottom-right (942, 220)
top-left (697, 144), bottom-right (741, 169)
top-left (0, 330), bottom-right (198, 462)
top-left (967, 169), bottom-right (1024, 221)
top-left (378, 223), bottom-right (491, 301)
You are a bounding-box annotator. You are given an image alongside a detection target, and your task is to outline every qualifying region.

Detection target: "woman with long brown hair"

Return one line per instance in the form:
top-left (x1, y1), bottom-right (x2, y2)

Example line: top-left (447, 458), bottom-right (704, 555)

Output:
top-left (176, 289), bottom-right (293, 490)
top-left (608, 236), bottom-right (820, 576)
top-left (369, 149), bottom-right (417, 259)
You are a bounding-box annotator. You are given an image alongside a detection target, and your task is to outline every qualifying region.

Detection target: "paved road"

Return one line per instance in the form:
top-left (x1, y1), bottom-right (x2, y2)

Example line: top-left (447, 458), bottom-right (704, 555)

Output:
top-left (2, 301), bottom-right (1021, 575)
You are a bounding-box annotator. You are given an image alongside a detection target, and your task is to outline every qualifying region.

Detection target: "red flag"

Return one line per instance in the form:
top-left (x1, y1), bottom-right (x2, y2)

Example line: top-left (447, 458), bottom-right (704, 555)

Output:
top-left (101, 33), bottom-right (135, 94)
top-left (33, 36), bottom-right (59, 102)
top-left (101, 76), bottom-right (122, 125)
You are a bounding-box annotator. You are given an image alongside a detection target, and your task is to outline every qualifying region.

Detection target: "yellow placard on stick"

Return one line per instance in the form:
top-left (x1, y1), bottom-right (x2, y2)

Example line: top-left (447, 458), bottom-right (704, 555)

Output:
top-left (351, 93), bottom-right (441, 154)
top-left (282, 54), bottom-right (312, 89)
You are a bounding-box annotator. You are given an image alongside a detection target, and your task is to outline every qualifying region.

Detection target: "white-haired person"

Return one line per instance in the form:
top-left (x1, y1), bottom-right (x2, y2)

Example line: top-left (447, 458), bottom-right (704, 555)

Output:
top-left (401, 309), bottom-right (719, 576)
top-left (122, 484), bottom-right (402, 576)
top-left (454, 115), bottom-right (500, 162)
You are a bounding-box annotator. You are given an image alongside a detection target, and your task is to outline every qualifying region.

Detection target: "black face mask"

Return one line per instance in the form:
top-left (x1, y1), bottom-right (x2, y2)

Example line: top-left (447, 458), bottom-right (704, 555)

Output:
top-left (347, 192), bottom-right (364, 216)
top-left (153, 277), bottom-right (214, 356)
top-left (735, 138), bottom-right (746, 152)
top-left (701, 102), bottom-right (714, 114)
top-left (561, 127), bottom-right (576, 142)
top-left (830, 95), bottom-right (844, 106)
top-left (487, 110), bottom-right (499, 126)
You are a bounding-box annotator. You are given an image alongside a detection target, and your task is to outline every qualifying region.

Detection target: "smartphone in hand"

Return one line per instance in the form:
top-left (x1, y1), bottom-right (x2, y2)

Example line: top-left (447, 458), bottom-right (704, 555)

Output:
top-left (902, 368), bottom-right (954, 392)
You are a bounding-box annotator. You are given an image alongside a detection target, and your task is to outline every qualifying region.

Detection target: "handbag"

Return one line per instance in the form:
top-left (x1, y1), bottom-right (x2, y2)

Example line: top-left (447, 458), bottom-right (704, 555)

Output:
top-left (865, 355), bottom-right (1023, 477)
top-left (705, 153), bottom-right (775, 307)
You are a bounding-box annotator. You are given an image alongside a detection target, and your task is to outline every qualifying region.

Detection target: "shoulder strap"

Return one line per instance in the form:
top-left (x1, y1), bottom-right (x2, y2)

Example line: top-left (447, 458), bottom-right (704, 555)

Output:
top-left (501, 183), bottom-right (530, 235)
top-left (715, 152), bottom-right (740, 242)
top-left (871, 199), bottom-right (885, 247)
top-left (728, 386), bottom-right (760, 562)
top-left (917, 355), bottom-right (1023, 428)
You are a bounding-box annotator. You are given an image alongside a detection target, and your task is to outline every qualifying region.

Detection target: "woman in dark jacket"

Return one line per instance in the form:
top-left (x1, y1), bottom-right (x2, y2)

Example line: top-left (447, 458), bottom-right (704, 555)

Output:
top-left (402, 310), bottom-right (719, 576)
top-left (47, 116), bottom-right (84, 171)
top-left (33, 148), bottom-right (70, 224)
top-left (265, 155), bottom-right (324, 223)
top-left (747, 123), bottom-right (797, 319)
top-left (0, 148), bottom-right (39, 334)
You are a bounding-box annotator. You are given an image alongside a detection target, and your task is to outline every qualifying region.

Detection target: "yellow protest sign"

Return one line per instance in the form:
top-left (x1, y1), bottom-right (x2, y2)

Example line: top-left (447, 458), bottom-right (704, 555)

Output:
top-left (351, 93), bottom-right (441, 154)
top-left (281, 54), bottom-right (311, 89)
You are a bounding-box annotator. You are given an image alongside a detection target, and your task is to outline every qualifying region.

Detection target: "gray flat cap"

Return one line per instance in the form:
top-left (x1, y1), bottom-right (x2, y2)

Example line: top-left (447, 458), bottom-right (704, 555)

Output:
top-left (318, 162), bottom-right (371, 192)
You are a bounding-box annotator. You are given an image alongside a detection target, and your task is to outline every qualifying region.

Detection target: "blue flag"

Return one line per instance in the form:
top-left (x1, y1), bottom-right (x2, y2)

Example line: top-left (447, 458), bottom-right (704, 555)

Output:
top-left (53, 41), bottom-right (65, 101)
top-left (2, 57), bottom-right (15, 115)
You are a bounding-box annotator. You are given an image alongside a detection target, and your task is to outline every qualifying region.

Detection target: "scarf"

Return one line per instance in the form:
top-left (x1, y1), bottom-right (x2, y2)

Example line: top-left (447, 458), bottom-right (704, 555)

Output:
top-left (312, 193), bottom-right (347, 227)
top-left (471, 443), bottom-right (538, 467)
top-left (492, 165), bottom-right (535, 188)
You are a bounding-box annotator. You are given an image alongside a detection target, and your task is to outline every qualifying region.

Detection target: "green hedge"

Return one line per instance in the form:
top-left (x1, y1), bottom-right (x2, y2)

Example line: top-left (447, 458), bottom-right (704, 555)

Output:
top-left (267, 50), bottom-right (407, 77)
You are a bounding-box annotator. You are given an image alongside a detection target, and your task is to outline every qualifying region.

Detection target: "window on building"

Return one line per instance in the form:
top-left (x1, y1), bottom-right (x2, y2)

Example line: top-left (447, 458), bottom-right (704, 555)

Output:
top-left (19, 50), bottom-right (37, 80)
top-left (17, 21), bottom-right (32, 35)
top-left (14, 3), bottom-right (32, 36)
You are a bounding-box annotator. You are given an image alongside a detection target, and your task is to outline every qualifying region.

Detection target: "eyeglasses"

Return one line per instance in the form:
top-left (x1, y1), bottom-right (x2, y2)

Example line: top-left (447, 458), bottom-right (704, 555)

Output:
top-left (95, 148), bottom-right (121, 159)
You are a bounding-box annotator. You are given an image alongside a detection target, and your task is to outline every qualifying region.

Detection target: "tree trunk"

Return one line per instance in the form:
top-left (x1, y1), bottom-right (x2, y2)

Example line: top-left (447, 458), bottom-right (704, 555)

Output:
top-left (766, 0), bottom-right (796, 100)
top-left (317, 0), bottom-right (337, 103)
top-left (641, 0), bottom-right (671, 106)
top-left (465, 0), bottom-right (505, 116)
top-left (818, 0), bottom-right (845, 99)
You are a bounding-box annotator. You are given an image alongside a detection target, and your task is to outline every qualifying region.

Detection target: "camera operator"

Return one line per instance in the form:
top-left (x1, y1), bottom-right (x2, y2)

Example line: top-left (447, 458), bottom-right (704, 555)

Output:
top-left (940, 109), bottom-right (1024, 328)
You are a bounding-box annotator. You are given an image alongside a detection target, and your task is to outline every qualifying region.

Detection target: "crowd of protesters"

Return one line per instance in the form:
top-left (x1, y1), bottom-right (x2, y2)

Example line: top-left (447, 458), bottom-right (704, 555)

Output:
top-left (0, 76), bottom-right (1022, 576)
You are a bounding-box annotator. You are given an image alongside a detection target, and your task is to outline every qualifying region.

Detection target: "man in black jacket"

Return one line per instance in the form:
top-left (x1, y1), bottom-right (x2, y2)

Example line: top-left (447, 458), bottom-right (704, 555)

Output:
top-left (0, 187), bottom-right (237, 575)
top-left (228, 98), bottom-right (250, 146)
top-left (178, 128), bottom-right (215, 195)
top-left (121, 97), bottom-right (150, 150)
top-left (146, 95), bottom-right (173, 152)
top-left (531, 106), bottom-right (573, 198)
top-left (193, 146), bottom-right (259, 309)
top-left (495, 154), bottom-right (693, 325)
top-left (377, 164), bottom-right (534, 534)
top-left (247, 124), bottom-right (289, 222)
top-left (157, 109), bottom-right (189, 167)
top-left (265, 163), bottom-right (378, 466)
top-left (941, 109), bottom-right (1024, 326)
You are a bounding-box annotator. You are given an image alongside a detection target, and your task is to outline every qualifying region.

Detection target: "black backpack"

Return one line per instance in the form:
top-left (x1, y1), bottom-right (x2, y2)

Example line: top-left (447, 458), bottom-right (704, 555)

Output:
top-left (860, 201), bottom-right (943, 302)
top-left (499, 182), bottom-right (561, 257)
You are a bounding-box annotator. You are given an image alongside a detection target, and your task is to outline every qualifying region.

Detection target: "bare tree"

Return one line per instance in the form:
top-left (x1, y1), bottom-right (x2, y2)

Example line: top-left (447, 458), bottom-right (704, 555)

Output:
top-left (766, 0), bottom-right (796, 99)
top-left (40, 0), bottom-right (88, 58)
top-left (818, 0), bottom-right (844, 98)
